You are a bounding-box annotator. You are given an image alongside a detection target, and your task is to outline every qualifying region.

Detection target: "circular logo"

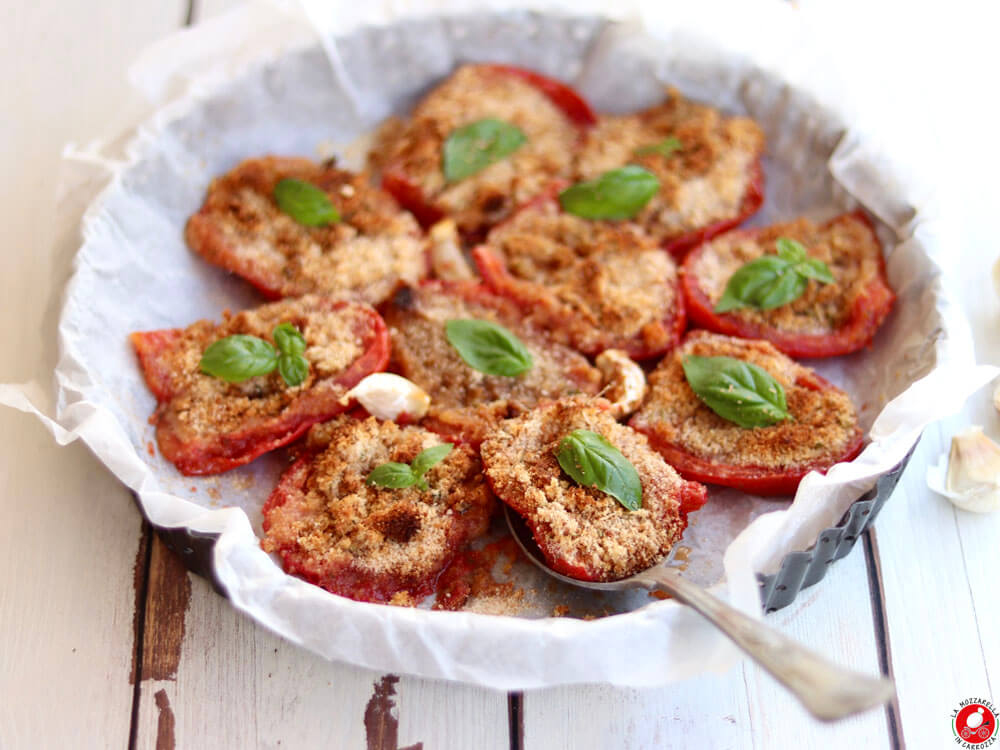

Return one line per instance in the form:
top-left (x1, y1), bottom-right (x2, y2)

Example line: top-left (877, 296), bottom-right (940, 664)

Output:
top-left (952, 700), bottom-right (998, 747)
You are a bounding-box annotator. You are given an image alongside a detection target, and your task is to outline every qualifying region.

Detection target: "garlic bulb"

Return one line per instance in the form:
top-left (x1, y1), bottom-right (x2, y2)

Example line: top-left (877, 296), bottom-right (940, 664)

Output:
top-left (341, 373), bottom-right (430, 421)
top-left (595, 349), bottom-right (647, 419)
top-left (927, 426), bottom-right (1000, 513)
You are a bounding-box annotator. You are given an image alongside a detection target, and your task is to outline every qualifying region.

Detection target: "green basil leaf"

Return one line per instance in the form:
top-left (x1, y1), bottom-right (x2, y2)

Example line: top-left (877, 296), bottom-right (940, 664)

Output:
top-left (797, 257), bottom-right (836, 284)
top-left (273, 322), bottom-right (307, 356)
top-left (681, 355), bottom-right (789, 429)
top-left (411, 443), bottom-right (454, 477)
top-left (273, 178), bottom-right (340, 227)
top-left (442, 118), bottom-right (527, 182)
top-left (714, 256), bottom-right (790, 313)
top-left (558, 165), bottom-right (660, 221)
top-left (366, 462), bottom-right (418, 489)
top-left (277, 353), bottom-right (309, 387)
top-left (556, 429), bottom-right (642, 511)
top-left (775, 237), bottom-right (808, 264)
top-left (755, 267), bottom-right (808, 310)
top-left (633, 136), bottom-right (682, 158)
top-left (444, 319), bottom-right (533, 377)
top-left (200, 334), bottom-right (278, 383)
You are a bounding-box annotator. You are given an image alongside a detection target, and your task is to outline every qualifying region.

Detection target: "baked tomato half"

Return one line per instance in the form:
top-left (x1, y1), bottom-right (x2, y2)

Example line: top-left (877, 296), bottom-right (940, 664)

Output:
top-left (681, 211), bottom-right (895, 358)
top-left (629, 331), bottom-right (863, 496)
top-left (383, 281), bottom-right (602, 446)
top-left (185, 156), bottom-right (427, 304)
top-left (481, 396), bottom-right (707, 582)
top-left (131, 296), bottom-right (389, 476)
top-left (262, 416), bottom-right (495, 605)
top-left (574, 88), bottom-right (765, 258)
top-left (368, 64), bottom-right (595, 238)
top-left (471, 193), bottom-right (686, 359)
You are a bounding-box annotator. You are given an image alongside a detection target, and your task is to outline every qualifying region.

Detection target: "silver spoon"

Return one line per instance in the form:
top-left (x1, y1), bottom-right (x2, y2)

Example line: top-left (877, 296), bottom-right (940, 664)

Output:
top-left (504, 506), bottom-right (895, 721)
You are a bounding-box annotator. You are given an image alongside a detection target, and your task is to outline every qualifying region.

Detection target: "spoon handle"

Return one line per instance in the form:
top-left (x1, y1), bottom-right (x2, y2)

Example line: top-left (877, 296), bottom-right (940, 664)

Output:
top-left (638, 568), bottom-right (895, 721)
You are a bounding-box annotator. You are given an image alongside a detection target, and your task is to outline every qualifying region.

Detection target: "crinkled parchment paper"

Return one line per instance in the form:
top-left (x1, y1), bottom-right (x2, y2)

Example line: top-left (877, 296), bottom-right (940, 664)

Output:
top-left (2, 0), bottom-right (997, 688)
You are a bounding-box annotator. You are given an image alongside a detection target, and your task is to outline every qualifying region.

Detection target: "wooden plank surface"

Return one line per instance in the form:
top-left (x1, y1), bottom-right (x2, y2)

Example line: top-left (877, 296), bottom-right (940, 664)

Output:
top-left (0, 2), bottom-right (187, 749)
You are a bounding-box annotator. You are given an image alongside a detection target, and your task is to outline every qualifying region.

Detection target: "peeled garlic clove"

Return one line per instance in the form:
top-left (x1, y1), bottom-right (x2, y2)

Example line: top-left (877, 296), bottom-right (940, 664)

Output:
top-left (595, 349), bottom-right (647, 419)
top-left (341, 373), bottom-right (430, 422)
top-left (429, 219), bottom-right (475, 280)
top-left (927, 426), bottom-right (1000, 513)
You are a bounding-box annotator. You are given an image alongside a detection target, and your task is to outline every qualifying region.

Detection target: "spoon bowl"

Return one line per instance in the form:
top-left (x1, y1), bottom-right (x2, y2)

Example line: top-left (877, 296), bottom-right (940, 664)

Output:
top-left (503, 505), bottom-right (895, 722)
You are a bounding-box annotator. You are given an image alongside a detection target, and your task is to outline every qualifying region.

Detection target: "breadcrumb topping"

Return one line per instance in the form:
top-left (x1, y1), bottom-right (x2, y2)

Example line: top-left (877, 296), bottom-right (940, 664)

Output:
top-left (384, 283), bottom-right (602, 444)
top-left (687, 214), bottom-right (884, 334)
top-left (368, 65), bottom-right (579, 234)
top-left (575, 89), bottom-right (764, 243)
top-left (481, 396), bottom-right (705, 581)
top-left (185, 156), bottom-right (426, 304)
top-left (482, 198), bottom-right (681, 354)
top-left (630, 332), bottom-right (860, 471)
top-left (262, 416), bottom-right (495, 603)
top-left (150, 296), bottom-right (366, 438)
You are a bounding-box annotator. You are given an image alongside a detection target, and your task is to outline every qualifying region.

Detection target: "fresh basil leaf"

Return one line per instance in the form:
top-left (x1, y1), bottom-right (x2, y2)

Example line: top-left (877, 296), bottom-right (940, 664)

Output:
top-left (273, 178), bottom-right (340, 227)
top-left (755, 267), bottom-right (808, 310)
top-left (634, 136), bottom-right (682, 158)
top-left (558, 165), bottom-right (660, 221)
top-left (200, 334), bottom-right (278, 383)
top-left (555, 429), bottom-right (643, 511)
top-left (682, 355), bottom-right (789, 429)
top-left (277, 353), bottom-right (309, 387)
top-left (714, 256), bottom-right (789, 313)
top-left (411, 443), bottom-right (454, 477)
top-left (797, 257), bottom-right (835, 284)
top-left (272, 322), bottom-right (307, 356)
top-left (444, 319), bottom-right (533, 377)
top-left (366, 462), bottom-right (418, 489)
top-left (776, 237), bottom-right (807, 264)
top-left (442, 118), bottom-right (527, 182)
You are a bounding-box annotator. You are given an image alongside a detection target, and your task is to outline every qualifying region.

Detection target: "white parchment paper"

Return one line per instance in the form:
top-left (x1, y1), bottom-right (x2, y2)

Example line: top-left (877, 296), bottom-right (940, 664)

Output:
top-left (2, 0), bottom-right (997, 688)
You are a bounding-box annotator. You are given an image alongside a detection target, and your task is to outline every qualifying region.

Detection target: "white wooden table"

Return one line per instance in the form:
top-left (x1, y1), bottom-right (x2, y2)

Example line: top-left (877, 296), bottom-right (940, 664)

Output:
top-left (2, 2), bottom-right (997, 748)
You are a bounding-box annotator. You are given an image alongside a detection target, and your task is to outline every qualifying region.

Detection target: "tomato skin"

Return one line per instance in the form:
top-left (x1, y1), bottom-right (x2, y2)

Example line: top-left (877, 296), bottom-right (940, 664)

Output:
top-left (681, 211), bottom-right (895, 358)
top-left (133, 301), bottom-right (390, 476)
top-left (663, 159), bottom-right (766, 259)
top-left (380, 65), bottom-right (595, 232)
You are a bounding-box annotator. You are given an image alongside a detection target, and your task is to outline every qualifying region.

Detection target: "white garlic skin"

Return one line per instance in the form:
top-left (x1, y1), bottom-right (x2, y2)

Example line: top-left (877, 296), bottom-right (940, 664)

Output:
top-left (341, 373), bottom-right (430, 422)
top-left (595, 349), bottom-right (647, 419)
top-left (927, 425), bottom-right (1000, 513)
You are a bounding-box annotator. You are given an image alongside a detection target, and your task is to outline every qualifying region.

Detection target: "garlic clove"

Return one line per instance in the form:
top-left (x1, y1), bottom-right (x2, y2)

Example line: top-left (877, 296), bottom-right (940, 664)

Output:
top-left (429, 219), bottom-right (475, 280)
top-left (927, 426), bottom-right (1000, 513)
top-left (341, 373), bottom-right (431, 422)
top-left (595, 349), bottom-right (647, 419)
top-left (993, 380), bottom-right (1000, 415)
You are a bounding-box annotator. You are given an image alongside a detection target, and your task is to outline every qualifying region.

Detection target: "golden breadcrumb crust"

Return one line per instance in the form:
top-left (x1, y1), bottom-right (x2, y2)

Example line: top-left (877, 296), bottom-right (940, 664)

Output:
top-left (630, 331), bottom-right (859, 471)
top-left (185, 156), bottom-right (426, 304)
top-left (481, 396), bottom-right (702, 581)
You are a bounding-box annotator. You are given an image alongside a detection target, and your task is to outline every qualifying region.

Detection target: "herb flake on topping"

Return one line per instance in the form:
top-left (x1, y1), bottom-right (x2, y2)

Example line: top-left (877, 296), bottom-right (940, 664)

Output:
top-left (199, 323), bottom-right (310, 387)
top-left (634, 136), bottom-right (682, 158)
top-left (442, 118), bottom-right (527, 182)
top-left (366, 443), bottom-right (454, 492)
top-left (558, 165), bottom-right (660, 221)
top-left (681, 354), bottom-right (790, 429)
top-left (714, 237), bottom-right (835, 313)
top-left (555, 429), bottom-right (643, 511)
top-left (273, 178), bottom-right (340, 227)
top-left (444, 318), bottom-right (533, 377)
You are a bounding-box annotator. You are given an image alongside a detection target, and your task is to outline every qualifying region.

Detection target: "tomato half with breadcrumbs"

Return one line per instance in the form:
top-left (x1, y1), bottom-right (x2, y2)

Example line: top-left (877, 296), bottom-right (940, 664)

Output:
top-left (681, 212), bottom-right (895, 358)
top-left (368, 64), bottom-right (595, 238)
top-left (629, 331), bottom-right (863, 495)
top-left (574, 88), bottom-right (765, 257)
top-left (131, 296), bottom-right (389, 475)
top-left (185, 156), bottom-right (427, 304)
top-left (262, 416), bottom-right (495, 605)
top-left (481, 396), bottom-right (707, 582)
top-left (472, 193), bottom-right (685, 359)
